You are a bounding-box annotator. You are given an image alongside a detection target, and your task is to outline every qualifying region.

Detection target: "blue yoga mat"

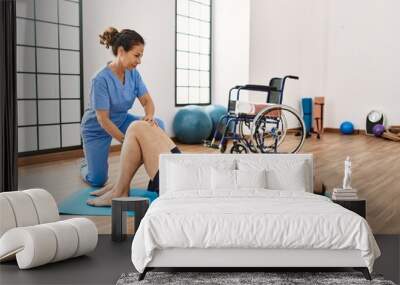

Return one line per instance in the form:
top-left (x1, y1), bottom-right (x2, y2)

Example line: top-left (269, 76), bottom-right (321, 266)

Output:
top-left (58, 188), bottom-right (158, 217)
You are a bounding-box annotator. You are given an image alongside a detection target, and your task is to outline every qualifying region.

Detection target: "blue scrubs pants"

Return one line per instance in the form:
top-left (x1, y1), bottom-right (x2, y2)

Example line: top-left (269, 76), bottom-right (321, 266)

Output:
top-left (81, 114), bottom-right (165, 187)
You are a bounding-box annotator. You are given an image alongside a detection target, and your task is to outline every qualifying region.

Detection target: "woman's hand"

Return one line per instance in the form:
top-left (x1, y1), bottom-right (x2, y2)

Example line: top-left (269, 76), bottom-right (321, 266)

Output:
top-left (138, 94), bottom-right (157, 126)
top-left (142, 114), bottom-right (157, 126)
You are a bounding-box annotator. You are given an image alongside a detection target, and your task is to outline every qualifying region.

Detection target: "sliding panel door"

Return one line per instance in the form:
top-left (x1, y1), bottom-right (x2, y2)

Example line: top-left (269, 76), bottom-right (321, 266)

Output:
top-left (16, 0), bottom-right (83, 156)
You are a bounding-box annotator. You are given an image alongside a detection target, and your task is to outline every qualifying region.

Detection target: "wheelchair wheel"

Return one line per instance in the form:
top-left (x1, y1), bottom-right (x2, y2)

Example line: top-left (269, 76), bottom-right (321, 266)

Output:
top-left (230, 142), bottom-right (248, 154)
top-left (251, 104), bottom-right (306, 153)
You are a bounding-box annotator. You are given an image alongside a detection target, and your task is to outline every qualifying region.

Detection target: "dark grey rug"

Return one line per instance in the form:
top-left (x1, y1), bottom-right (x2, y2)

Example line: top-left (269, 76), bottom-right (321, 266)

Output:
top-left (116, 272), bottom-right (396, 285)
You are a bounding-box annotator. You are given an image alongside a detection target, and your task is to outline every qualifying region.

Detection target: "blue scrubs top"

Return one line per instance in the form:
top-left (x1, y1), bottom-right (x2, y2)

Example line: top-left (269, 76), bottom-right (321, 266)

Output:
top-left (81, 66), bottom-right (148, 134)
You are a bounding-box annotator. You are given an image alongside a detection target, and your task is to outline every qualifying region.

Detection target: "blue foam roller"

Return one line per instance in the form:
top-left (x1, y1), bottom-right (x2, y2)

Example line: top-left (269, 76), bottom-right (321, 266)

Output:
top-left (302, 98), bottom-right (313, 135)
top-left (303, 115), bottom-right (312, 134)
top-left (302, 98), bottom-right (313, 114)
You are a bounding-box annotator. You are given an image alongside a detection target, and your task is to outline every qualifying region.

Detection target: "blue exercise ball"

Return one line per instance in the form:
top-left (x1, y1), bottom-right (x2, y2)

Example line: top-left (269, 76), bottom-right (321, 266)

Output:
top-left (340, 121), bottom-right (354, 135)
top-left (173, 105), bottom-right (213, 144)
top-left (204, 105), bottom-right (227, 139)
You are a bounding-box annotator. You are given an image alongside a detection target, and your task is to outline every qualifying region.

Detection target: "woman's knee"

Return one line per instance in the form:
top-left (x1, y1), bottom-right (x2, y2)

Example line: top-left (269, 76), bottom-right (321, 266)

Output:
top-left (126, 120), bottom-right (150, 137)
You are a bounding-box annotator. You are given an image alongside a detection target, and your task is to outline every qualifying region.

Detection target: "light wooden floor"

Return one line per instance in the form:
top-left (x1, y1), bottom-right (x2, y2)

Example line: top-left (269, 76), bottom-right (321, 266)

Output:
top-left (18, 133), bottom-right (400, 234)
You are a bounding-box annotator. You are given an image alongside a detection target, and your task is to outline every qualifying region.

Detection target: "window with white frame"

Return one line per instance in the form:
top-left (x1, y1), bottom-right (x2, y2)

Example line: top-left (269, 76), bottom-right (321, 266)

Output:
top-left (176, 0), bottom-right (211, 106)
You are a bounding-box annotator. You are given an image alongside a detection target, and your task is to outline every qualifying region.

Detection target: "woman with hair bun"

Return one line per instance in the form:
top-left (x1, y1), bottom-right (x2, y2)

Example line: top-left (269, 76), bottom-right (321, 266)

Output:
top-left (80, 27), bottom-right (166, 188)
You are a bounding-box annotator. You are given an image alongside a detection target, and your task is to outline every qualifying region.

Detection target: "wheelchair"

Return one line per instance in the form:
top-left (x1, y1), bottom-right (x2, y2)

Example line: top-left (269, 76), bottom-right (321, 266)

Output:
top-left (204, 75), bottom-right (306, 154)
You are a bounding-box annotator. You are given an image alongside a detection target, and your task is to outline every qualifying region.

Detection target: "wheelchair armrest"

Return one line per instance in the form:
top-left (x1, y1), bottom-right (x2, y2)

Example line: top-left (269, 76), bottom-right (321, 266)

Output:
top-left (240, 85), bottom-right (278, 92)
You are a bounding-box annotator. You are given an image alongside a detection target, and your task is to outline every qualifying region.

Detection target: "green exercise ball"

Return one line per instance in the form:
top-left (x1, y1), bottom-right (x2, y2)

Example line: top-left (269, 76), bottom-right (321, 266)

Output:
top-left (173, 105), bottom-right (213, 144)
top-left (204, 105), bottom-right (227, 139)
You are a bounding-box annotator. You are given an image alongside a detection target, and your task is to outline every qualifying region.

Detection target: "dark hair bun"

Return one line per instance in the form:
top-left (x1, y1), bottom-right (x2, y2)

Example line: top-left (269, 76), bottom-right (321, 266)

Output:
top-left (99, 27), bottom-right (145, 56)
top-left (99, 27), bottom-right (119, 49)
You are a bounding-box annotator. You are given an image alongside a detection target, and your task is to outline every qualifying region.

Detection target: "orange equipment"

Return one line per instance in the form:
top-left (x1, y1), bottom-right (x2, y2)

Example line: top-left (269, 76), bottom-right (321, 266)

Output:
top-left (313, 97), bottom-right (325, 139)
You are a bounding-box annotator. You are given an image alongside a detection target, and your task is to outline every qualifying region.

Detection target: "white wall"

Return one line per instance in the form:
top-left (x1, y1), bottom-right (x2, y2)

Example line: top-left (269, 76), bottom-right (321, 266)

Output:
top-left (249, 0), bottom-right (400, 129)
top-left (82, 0), bottom-right (176, 135)
top-left (324, 0), bottom-right (400, 128)
top-left (83, 0), bottom-right (250, 137)
top-left (81, 1), bottom-right (400, 134)
top-left (212, 0), bottom-right (250, 106)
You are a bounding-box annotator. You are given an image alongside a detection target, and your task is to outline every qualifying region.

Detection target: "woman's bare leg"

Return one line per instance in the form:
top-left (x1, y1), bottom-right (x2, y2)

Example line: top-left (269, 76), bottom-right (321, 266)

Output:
top-left (86, 128), bottom-right (143, 206)
top-left (128, 121), bottom-right (176, 179)
top-left (90, 182), bottom-right (114, 196)
top-left (87, 121), bottom-right (177, 206)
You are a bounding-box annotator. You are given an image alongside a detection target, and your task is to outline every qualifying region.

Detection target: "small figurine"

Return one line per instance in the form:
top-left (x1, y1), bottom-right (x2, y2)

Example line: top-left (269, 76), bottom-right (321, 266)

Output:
top-left (342, 156), bottom-right (352, 189)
